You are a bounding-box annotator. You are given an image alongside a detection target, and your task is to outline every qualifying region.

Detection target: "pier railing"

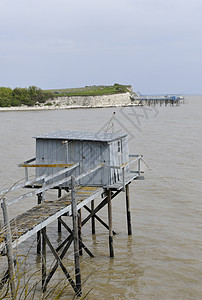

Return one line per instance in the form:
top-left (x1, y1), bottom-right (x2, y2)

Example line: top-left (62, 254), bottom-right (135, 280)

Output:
top-left (0, 154), bottom-right (143, 206)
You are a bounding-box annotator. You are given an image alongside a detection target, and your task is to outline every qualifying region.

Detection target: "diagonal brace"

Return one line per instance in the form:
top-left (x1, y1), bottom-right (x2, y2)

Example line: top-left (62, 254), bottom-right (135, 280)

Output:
top-left (42, 230), bottom-right (79, 294)
top-left (82, 190), bottom-right (121, 227)
top-left (43, 235), bottom-right (73, 291)
top-left (83, 205), bottom-right (116, 235)
top-left (60, 218), bottom-right (94, 257)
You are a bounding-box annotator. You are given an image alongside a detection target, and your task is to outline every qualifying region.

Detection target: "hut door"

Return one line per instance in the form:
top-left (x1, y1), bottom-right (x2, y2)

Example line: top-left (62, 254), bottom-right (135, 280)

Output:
top-left (117, 139), bottom-right (123, 167)
top-left (111, 139), bottom-right (123, 183)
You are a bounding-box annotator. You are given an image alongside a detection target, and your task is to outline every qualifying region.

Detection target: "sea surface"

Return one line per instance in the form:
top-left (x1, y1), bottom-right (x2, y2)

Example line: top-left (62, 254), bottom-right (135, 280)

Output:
top-left (0, 95), bottom-right (201, 299)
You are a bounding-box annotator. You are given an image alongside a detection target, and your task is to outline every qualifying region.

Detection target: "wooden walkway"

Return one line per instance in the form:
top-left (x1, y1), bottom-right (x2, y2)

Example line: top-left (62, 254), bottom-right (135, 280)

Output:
top-left (0, 186), bottom-right (102, 253)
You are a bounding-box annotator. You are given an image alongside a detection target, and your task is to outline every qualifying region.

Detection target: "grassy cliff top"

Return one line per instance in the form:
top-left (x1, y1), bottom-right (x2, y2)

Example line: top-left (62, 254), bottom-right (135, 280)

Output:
top-left (45, 83), bottom-right (133, 97)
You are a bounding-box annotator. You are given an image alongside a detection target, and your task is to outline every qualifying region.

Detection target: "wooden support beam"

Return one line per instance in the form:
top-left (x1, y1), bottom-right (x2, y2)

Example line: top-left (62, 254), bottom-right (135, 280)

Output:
top-left (58, 188), bottom-right (62, 233)
top-left (91, 200), bottom-right (95, 234)
top-left (43, 235), bottom-right (74, 291)
top-left (42, 231), bottom-right (79, 294)
top-left (41, 227), bottom-right (46, 292)
top-left (125, 184), bottom-right (132, 235)
top-left (59, 216), bottom-right (94, 257)
top-left (1, 198), bottom-right (15, 299)
top-left (37, 193), bottom-right (42, 254)
top-left (107, 190), bottom-right (114, 258)
top-left (71, 176), bottom-right (82, 296)
top-left (82, 190), bottom-right (121, 227)
top-left (83, 205), bottom-right (116, 235)
top-left (78, 209), bottom-right (83, 256)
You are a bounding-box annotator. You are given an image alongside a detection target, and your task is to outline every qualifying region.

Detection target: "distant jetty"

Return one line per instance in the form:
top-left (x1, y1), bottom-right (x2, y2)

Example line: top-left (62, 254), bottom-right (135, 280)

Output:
top-left (131, 94), bottom-right (184, 106)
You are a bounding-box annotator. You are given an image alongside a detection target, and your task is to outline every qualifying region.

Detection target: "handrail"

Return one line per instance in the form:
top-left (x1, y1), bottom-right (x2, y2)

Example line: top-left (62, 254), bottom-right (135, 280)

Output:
top-left (108, 154), bottom-right (143, 191)
top-left (0, 163), bottom-right (79, 205)
top-left (18, 157), bottom-right (36, 167)
top-left (109, 155), bottom-right (142, 170)
top-left (3, 163), bottom-right (104, 207)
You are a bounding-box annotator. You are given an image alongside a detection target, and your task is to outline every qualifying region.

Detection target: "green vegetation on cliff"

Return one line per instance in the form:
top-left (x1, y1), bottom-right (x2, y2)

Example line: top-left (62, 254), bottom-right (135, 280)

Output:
top-left (0, 84), bottom-right (132, 107)
top-left (46, 83), bottom-right (132, 97)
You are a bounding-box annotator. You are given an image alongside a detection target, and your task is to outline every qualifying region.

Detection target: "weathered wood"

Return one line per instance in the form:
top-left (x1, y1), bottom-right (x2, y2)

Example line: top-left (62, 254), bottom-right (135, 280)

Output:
top-left (58, 189), bottom-right (62, 233)
top-left (7, 164), bottom-right (100, 207)
top-left (19, 163), bottom-right (75, 168)
top-left (54, 212), bottom-right (94, 257)
top-left (107, 190), bottom-right (114, 258)
top-left (41, 227), bottom-right (46, 291)
top-left (43, 235), bottom-right (74, 291)
top-left (125, 184), bottom-right (132, 235)
top-left (83, 205), bottom-right (116, 235)
top-left (37, 193), bottom-right (42, 254)
top-left (91, 200), bottom-right (95, 234)
top-left (42, 230), bottom-right (79, 294)
top-left (82, 190), bottom-right (121, 227)
top-left (71, 176), bottom-right (82, 296)
top-left (78, 209), bottom-right (83, 256)
top-left (1, 198), bottom-right (15, 299)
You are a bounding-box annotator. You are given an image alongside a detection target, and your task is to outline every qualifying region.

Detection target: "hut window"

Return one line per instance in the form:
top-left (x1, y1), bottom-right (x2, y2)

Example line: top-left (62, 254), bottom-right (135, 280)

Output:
top-left (117, 141), bottom-right (121, 153)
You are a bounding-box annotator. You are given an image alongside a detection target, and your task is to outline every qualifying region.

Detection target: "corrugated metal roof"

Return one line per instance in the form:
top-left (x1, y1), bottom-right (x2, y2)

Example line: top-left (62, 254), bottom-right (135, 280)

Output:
top-left (34, 130), bottom-right (127, 142)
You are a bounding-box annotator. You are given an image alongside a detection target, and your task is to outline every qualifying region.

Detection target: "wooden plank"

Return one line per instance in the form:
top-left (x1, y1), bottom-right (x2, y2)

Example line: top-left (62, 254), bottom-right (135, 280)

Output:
top-left (19, 163), bottom-right (75, 168)
top-left (105, 172), bottom-right (139, 190)
top-left (0, 186), bottom-right (102, 252)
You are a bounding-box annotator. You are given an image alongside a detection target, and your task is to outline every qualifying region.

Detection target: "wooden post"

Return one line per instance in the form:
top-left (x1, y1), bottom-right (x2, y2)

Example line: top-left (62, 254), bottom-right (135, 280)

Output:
top-left (107, 190), bottom-right (114, 258)
top-left (37, 193), bottom-right (42, 254)
top-left (1, 198), bottom-right (15, 299)
top-left (71, 176), bottom-right (82, 296)
top-left (42, 227), bottom-right (46, 292)
top-left (125, 184), bottom-right (132, 235)
top-left (91, 200), bottom-right (95, 234)
top-left (58, 188), bottom-right (62, 233)
top-left (78, 209), bottom-right (83, 256)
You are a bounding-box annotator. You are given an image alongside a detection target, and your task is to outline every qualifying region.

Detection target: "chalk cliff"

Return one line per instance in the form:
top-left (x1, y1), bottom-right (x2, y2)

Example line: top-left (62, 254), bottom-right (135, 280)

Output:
top-left (51, 92), bottom-right (132, 108)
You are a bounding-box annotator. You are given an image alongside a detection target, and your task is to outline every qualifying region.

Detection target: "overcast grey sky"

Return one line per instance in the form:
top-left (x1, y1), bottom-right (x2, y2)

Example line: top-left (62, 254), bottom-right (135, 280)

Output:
top-left (0, 0), bottom-right (202, 94)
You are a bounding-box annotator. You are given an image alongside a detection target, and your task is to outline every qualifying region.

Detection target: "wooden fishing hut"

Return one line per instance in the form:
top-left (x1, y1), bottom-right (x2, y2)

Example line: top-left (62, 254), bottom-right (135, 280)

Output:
top-left (0, 130), bottom-right (144, 297)
top-left (34, 130), bottom-right (129, 186)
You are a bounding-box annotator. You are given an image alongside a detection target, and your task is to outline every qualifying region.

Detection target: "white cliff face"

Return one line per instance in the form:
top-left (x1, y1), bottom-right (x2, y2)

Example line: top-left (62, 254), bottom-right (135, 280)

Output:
top-left (52, 92), bottom-right (131, 108)
top-left (0, 93), bottom-right (133, 111)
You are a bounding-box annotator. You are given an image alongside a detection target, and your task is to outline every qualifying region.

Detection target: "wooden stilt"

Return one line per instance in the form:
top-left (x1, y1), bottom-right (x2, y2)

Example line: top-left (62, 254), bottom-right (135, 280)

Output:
top-left (71, 176), bottom-right (82, 296)
top-left (91, 200), bottom-right (95, 234)
top-left (78, 209), bottom-right (83, 256)
top-left (125, 184), bottom-right (132, 235)
top-left (58, 189), bottom-right (62, 233)
top-left (1, 198), bottom-right (15, 299)
top-left (107, 190), bottom-right (114, 258)
top-left (42, 227), bottom-right (46, 292)
top-left (37, 193), bottom-right (42, 254)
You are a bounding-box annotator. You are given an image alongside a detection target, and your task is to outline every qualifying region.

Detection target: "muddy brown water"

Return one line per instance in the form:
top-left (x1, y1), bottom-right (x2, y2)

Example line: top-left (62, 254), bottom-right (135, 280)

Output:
top-left (0, 96), bottom-right (201, 299)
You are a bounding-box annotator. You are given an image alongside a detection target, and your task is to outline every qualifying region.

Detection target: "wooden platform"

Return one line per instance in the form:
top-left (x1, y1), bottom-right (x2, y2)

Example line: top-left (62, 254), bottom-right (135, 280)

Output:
top-left (105, 172), bottom-right (143, 190)
top-left (0, 186), bottom-right (102, 253)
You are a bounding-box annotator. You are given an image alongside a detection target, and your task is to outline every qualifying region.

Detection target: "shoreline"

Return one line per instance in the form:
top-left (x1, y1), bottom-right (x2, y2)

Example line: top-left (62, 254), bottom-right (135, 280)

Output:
top-left (0, 103), bottom-right (139, 112)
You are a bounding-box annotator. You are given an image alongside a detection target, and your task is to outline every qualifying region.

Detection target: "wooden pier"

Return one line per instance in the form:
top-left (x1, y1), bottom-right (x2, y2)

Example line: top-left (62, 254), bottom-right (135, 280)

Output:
top-left (131, 95), bottom-right (184, 106)
top-left (0, 131), bottom-right (144, 297)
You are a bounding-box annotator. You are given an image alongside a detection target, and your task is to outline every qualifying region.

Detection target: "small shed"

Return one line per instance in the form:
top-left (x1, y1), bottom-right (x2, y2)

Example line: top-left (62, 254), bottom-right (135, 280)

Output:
top-left (34, 130), bottom-right (130, 187)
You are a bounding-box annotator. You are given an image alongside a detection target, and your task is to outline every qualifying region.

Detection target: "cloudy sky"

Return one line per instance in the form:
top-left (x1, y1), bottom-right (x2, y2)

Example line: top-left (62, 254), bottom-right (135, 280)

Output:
top-left (0, 0), bottom-right (202, 94)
